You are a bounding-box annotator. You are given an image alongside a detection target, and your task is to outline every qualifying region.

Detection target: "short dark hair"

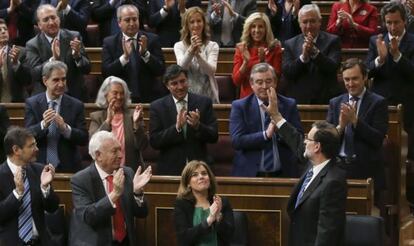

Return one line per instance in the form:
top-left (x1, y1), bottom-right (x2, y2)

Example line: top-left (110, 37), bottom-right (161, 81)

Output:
top-left (341, 58), bottom-right (368, 78)
top-left (163, 64), bottom-right (188, 84)
top-left (312, 121), bottom-right (340, 159)
top-left (381, 2), bottom-right (406, 23)
top-left (4, 127), bottom-right (34, 156)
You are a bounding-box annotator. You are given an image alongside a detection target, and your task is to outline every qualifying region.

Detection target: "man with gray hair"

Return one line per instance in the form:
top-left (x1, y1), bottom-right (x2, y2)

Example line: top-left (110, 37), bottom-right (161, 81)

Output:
top-left (70, 130), bottom-right (151, 245)
top-left (24, 60), bottom-right (88, 172)
top-left (230, 62), bottom-right (303, 177)
top-left (102, 4), bottom-right (166, 103)
top-left (26, 4), bottom-right (91, 101)
top-left (282, 4), bottom-right (342, 104)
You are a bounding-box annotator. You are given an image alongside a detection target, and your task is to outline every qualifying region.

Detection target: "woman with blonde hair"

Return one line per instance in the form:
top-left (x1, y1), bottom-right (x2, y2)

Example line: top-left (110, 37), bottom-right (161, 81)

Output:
top-left (174, 160), bottom-right (234, 246)
top-left (232, 12), bottom-right (282, 99)
top-left (89, 76), bottom-right (148, 171)
top-left (174, 7), bottom-right (220, 103)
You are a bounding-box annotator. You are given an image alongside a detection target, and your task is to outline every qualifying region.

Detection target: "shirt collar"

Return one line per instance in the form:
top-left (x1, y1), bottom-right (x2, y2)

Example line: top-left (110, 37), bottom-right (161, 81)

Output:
top-left (388, 29), bottom-right (406, 44)
top-left (7, 157), bottom-right (25, 175)
top-left (172, 94), bottom-right (189, 104)
top-left (348, 87), bottom-right (366, 101)
top-left (94, 162), bottom-right (114, 181)
top-left (46, 93), bottom-right (63, 106)
top-left (122, 32), bottom-right (138, 41)
top-left (44, 31), bottom-right (61, 44)
top-left (311, 158), bottom-right (330, 175)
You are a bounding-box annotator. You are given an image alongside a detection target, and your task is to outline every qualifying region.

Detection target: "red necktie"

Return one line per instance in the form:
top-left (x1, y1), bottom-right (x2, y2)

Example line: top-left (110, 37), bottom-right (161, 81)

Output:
top-left (7, 12), bottom-right (18, 42)
top-left (106, 175), bottom-right (127, 242)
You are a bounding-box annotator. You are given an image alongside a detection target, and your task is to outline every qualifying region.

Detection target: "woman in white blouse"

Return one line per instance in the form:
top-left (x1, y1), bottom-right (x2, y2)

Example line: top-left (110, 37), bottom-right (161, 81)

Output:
top-left (174, 7), bottom-right (220, 103)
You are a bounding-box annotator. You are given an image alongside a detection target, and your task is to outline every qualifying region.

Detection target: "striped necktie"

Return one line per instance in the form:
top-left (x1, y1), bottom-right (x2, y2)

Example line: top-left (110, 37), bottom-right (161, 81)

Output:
top-left (295, 168), bottom-right (314, 208)
top-left (47, 100), bottom-right (60, 167)
top-left (18, 168), bottom-right (33, 243)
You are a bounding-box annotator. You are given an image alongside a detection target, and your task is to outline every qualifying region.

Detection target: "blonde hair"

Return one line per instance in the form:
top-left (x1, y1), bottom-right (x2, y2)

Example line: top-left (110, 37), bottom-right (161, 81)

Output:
top-left (177, 160), bottom-right (217, 201)
top-left (240, 12), bottom-right (275, 47)
top-left (180, 7), bottom-right (211, 47)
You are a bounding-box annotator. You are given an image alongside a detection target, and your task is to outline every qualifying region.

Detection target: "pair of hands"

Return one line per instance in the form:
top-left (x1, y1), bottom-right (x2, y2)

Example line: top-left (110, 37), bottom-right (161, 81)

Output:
top-left (336, 9), bottom-right (356, 27)
top-left (164, 0), bottom-right (186, 13)
top-left (0, 45), bottom-right (20, 66)
top-left (14, 164), bottom-right (55, 195)
top-left (376, 34), bottom-right (401, 63)
top-left (207, 195), bottom-right (223, 225)
top-left (212, 0), bottom-right (236, 17)
top-left (190, 31), bottom-right (203, 55)
top-left (338, 101), bottom-right (358, 130)
top-left (176, 108), bottom-right (200, 131)
top-left (122, 35), bottom-right (148, 58)
top-left (51, 37), bottom-right (82, 60)
top-left (268, 0), bottom-right (299, 16)
top-left (43, 108), bottom-right (67, 131)
top-left (105, 101), bottom-right (144, 129)
top-left (301, 32), bottom-right (318, 60)
top-left (109, 166), bottom-right (152, 202)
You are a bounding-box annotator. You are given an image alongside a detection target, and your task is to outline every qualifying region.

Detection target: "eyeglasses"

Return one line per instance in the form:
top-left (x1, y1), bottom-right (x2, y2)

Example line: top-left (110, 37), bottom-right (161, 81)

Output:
top-left (304, 134), bottom-right (316, 142)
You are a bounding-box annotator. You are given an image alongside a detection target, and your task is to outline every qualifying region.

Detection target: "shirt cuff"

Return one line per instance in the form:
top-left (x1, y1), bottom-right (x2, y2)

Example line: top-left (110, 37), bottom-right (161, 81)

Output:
top-left (375, 56), bottom-right (384, 67)
top-left (276, 118), bottom-right (286, 129)
top-left (299, 54), bottom-right (309, 63)
top-left (108, 195), bottom-right (116, 208)
top-left (62, 5), bottom-right (71, 15)
top-left (393, 53), bottom-right (402, 63)
top-left (160, 8), bottom-right (168, 18)
top-left (262, 131), bottom-right (268, 140)
top-left (61, 124), bottom-right (72, 138)
top-left (13, 189), bottom-right (23, 200)
top-left (120, 55), bottom-right (129, 66)
top-left (41, 184), bottom-right (50, 198)
top-left (134, 193), bottom-right (145, 206)
top-left (141, 51), bottom-right (150, 63)
top-left (41, 120), bottom-right (46, 130)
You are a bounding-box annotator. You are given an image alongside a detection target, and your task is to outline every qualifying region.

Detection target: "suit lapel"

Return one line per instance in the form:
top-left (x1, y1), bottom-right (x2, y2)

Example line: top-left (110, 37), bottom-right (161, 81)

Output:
top-left (90, 164), bottom-right (107, 200)
top-left (357, 90), bottom-right (371, 118)
top-left (39, 33), bottom-right (53, 59)
top-left (166, 95), bottom-right (178, 126)
top-left (59, 31), bottom-right (70, 62)
top-left (248, 95), bottom-right (262, 131)
top-left (38, 93), bottom-right (49, 115)
top-left (59, 95), bottom-right (71, 121)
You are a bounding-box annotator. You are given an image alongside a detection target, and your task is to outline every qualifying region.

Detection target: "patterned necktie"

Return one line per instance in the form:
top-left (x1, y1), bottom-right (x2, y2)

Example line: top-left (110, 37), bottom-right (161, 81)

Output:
top-left (344, 96), bottom-right (360, 158)
top-left (106, 175), bottom-right (126, 242)
top-left (262, 102), bottom-right (281, 172)
top-left (47, 101), bottom-right (60, 167)
top-left (18, 168), bottom-right (33, 243)
top-left (178, 100), bottom-right (187, 138)
top-left (295, 168), bottom-right (314, 208)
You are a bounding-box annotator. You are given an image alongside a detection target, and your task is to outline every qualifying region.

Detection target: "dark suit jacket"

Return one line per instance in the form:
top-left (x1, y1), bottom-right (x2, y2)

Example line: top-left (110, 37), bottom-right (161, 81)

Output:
top-left (149, 93), bottom-right (219, 175)
top-left (174, 197), bottom-right (234, 246)
top-left (25, 29), bottom-right (91, 101)
top-left (327, 90), bottom-right (388, 189)
top-left (69, 163), bottom-right (148, 246)
top-left (24, 93), bottom-right (89, 172)
top-left (102, 31), bottom-right (166, 103)
top-left (0, 161), bottom-right (59, 246)
top-left (89, 109), bottom-right (148, 171)
top-left (0, 0), bottom-right (39, 46)
top-left (149, 0), bottom-right (201, 47)
top-left (0, 45), bottom-right (31, 102)
top-left (282, 31), bottom-right (342, 104)
top-left (0, 106), bottom-right (10, 163)
top-left (41, 0), bottom-right (91, 42)
top-left (277, 122), bottom-right (347, 246)
top-left (207, 0), bottom-right (257, 47)
top-left (230, 94), bottom-right (303, 177)
top-left (366, 32), bottom-right (414, 131)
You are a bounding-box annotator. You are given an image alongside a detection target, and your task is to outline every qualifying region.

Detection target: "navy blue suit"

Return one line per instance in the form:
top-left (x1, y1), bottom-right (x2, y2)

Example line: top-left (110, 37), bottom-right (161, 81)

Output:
top-left (24, 93), bottom-right (89, 172)
top-left (327, 90), bottom-right (388, 189)
top-left (230, 93), bottom-right (303, 177)
top-left (102, 31), bottom-right (166, 103)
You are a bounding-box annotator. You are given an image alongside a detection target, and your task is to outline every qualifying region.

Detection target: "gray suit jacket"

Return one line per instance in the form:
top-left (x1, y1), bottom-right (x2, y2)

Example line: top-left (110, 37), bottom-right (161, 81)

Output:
top-left (89, 109), bottom-right (148, 171)
top-left (69, 163), bottom-right (148, 246)
top-left (25, 28), bottom-right (91, 101)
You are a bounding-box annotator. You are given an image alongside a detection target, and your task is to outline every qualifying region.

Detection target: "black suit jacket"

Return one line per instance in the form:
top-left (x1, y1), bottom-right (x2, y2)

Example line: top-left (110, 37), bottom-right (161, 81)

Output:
top-left (327, 91), bottom-right (388, 189)
top-left (25, 29), bottom-right (91, 101)
top-left (277, 122), bottom-right (347, 246)
top-left (24, 93), bottom-right (89, 172)
top-left (149, 93), bottom-right (219, 175)
top-left (282, 31), bottom-right (342, 104)
top-left (174, 197), bottom-right (234, 246)
top-left (0, 161), bottom-right (59, 246)
top-left (0, 106), bottom-right (10, 163)
top-left (69, 163), bottom-right (148, 246)
top-left (102, 31), bottom-right (166, 103)
top-left (366, 32), bottom-right (414, 132)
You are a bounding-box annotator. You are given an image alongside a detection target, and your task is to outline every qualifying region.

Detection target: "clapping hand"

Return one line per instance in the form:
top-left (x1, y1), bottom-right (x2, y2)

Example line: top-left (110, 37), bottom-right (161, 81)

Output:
top-left (40, 164), bottom-right (55, 189)
top-left (133, 166), bottom-right (152, 194)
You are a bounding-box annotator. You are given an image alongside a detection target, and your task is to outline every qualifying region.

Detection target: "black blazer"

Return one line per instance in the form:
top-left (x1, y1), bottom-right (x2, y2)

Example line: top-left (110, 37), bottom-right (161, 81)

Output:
top-left (0, 106), bottom-right (10, 163)
top-left (149, 93), bottom-right (219, 175)
top-left (278, 122), bottom-right (347, 246)
top-left (69, 163), bottom-right (148, 246)
top-left (102, 31), bottom-right (166, 103)
top-left (327, 90), bottom-right (388, 189)
top-left (0, 161), bottom-right (60, 246)
top-left (24, 93), bottom-right (89, 172)
top-left (174, 197), bottom-right (234, 246)
top-left (282, 31), bottom-right (342, 104)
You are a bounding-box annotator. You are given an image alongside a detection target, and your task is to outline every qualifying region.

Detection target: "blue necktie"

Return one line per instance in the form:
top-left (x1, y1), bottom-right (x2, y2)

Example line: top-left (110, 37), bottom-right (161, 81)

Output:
top-left (18, 168), bottom-right (33, 243)
top-left (262, 108), bottom-right (281, 172)
top-left (344, 96), bottom-right (360, 158)
top-left (295, 168), bottom-right (314, 208)
top-left (47, 101), bottom-right (60, 167)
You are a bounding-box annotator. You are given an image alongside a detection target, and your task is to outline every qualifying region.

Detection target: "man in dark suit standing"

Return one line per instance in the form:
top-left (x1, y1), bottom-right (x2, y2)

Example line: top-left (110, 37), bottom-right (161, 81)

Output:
top-left (0, 126), bottom-right (59, 246)
top-left (26, 4), bottom-right (91, 102)
top-left (0, 105), bottom-right (10, 163)
top-left (264, 87), bottom-right (347, 246)
top-left (327, 58), bottom-right (388, 200)
top-left (25, 60), bottom-right (88, 172)
top-left (207, 0), bottom-right (256, 47)
top-left (282, 4), bottom-right (342, 104)
top-left (70, 130), bottom-right (151, 246)
top-left (366, 2), bottom-right (414, 160)
top-left (102, 4), bottom-right (166, 103)
top-left (230, 63), bottom-right (303, 177)
top-left (149, 65), bottom-right (218, 175)
top-left (0, 18), bottom-right (31, 102)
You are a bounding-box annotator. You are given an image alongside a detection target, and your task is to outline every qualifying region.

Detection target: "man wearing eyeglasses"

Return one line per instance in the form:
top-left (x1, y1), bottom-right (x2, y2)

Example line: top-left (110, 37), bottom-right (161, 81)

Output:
top-left (263, 89), bottom-right (347, 246)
